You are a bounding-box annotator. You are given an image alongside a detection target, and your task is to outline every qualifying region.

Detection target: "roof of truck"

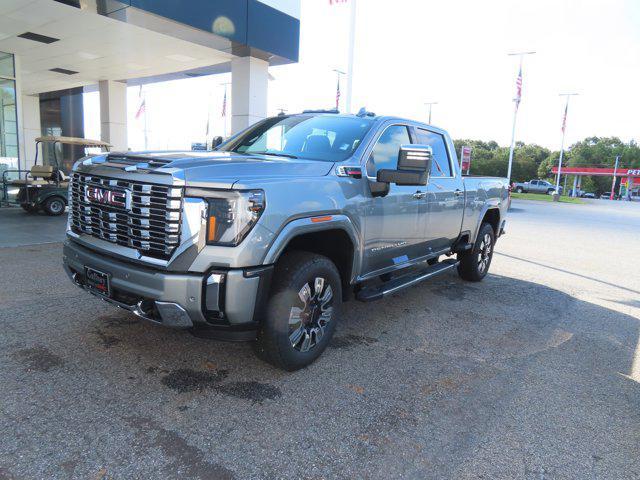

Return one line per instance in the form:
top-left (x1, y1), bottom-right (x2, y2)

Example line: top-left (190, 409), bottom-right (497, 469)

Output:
top-left (285, 111), bottom-right (448, 134)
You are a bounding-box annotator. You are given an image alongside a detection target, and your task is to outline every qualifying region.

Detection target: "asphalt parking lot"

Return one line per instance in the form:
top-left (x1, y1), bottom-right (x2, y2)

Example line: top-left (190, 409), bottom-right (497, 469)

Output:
top-left (1, 199), bottom-right (639, 479)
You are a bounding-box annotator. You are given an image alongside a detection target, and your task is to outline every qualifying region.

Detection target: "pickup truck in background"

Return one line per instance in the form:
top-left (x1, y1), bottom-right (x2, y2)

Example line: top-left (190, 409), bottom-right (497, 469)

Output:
top-left (63, 112), bottom-right (509, 370)
top-left (512, 179), bottom-right (561, 194)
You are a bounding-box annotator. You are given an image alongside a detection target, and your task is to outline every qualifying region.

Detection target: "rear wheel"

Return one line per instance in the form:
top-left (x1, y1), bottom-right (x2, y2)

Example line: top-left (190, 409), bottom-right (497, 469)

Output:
top-left (515, 187), bottom-right (523, 193)
top-left (43, 196), bottom-right (66, 216)
top-left (253, 251), bottom-right (341, 371)
top-left (457, 223), bottom-right (495, 282)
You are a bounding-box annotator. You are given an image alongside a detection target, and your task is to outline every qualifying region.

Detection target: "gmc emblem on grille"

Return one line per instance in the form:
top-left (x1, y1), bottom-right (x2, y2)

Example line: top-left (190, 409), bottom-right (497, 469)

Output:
top-left (84, 186), bottom-right (128, 209)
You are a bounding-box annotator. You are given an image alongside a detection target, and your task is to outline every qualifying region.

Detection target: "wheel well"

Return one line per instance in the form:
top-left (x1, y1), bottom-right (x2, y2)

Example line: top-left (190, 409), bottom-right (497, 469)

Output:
top-left (482, 208), bottom-right (500, 236)
top-left (280, 229), bottom-right (354, 300)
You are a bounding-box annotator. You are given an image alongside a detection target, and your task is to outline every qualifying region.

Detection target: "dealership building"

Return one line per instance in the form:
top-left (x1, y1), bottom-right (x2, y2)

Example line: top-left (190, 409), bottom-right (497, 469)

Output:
top-left (0, 0), bottom-right (300, 174)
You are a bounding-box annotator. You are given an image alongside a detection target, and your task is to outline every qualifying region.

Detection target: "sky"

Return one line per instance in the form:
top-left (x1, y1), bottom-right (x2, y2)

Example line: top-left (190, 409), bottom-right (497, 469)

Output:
top-left (84, 0), bottom-right (640, 152)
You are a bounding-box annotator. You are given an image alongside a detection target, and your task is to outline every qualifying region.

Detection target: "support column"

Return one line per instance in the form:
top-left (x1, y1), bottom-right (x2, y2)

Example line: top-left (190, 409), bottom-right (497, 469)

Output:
top-left (19, 94), bottom-right (41, 171)
top-left (231, 57), bottom-right (268, 135)
top-left (14, 55), bottom-right (30, 171)
top-left (99, 80), bottom-right (127, 151)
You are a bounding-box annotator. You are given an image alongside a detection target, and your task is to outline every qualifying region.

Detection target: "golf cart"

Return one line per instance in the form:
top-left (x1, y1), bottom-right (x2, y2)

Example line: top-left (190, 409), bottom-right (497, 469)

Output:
top-left (1, 136), bottom-right (111, 216)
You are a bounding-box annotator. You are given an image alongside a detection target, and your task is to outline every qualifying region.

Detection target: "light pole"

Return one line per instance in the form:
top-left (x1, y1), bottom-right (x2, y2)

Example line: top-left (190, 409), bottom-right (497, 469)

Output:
top-left (424, 102), bottom-right (438, 124)
top-left (333, 69), bottom-right (345, 111)
top-left (506, 51), bottom-right (535, 184)
top-left (555, 93), bottom-right (579, 195)
top-left (610, 155), bottom-right (620, 200)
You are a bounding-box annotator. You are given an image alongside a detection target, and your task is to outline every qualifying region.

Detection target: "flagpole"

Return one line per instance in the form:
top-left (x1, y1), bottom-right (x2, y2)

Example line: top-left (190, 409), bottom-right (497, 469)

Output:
top-left (205, 87), bottom-right (211, 146)
top-left (333, 69), bottom-right (345, 111)
top-left (555, 93), bottom-right (579, 195)
top-left (142, 87), bottom-right (148, 150)
top-left (144, 106), bottom-right (148, 150)
top-left (506, 51), bottom-right (535, 184)
top-left (345, 0), bottom-right (357, 113)
top-left (220, 82), bottom-right (231, 138)
top-left (506, 101), bottom-right (518, 182)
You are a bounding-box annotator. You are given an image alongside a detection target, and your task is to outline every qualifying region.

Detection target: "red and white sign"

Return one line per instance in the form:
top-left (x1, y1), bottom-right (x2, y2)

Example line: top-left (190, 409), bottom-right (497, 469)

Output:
top-left (460, 146), bottom-right (472, 173)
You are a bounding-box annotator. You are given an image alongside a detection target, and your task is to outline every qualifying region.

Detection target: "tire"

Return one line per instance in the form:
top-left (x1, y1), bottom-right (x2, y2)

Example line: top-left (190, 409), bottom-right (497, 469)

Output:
top-left (547, 188), bottom-right (555, 195)
top-left (515, 187), bottom-right (523, 193)
top-left (253, 251), bottom-right (341, 371)
top-left (43, 196), bottom-right (66, 216)
top-left (457, 223), bottom-right (495, 282)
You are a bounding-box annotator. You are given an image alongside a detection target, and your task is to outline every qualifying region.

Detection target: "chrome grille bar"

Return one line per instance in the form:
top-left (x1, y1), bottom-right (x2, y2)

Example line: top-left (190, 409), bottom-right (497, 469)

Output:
top-left (69, 173), bottom-right (183, 259)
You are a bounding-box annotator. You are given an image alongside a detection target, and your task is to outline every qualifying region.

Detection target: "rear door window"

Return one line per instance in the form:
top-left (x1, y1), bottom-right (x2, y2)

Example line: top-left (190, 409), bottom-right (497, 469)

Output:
top-left (416, 129), bottom-right (452, 177)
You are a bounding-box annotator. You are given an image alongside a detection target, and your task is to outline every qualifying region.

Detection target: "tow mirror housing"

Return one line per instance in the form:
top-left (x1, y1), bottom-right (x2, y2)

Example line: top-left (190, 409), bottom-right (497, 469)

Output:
top-left (376, 144), bottom-right (432, 186)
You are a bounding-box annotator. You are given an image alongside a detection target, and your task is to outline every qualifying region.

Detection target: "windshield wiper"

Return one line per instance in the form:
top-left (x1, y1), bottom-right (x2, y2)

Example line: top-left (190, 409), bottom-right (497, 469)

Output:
top-left (249, 151), bottom-right (298, 159)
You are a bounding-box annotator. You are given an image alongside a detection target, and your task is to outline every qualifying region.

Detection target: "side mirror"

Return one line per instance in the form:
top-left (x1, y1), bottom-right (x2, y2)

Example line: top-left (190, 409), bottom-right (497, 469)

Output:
top-left (211, 136), bottom-right (224, 149)
top-left (376, 144), bottom-right (432, 186)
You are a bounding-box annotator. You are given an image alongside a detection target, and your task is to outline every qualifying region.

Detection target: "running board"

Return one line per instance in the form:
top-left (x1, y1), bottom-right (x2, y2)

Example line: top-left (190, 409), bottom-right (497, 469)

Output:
top-left (356, 259), bottom-right (459, 302)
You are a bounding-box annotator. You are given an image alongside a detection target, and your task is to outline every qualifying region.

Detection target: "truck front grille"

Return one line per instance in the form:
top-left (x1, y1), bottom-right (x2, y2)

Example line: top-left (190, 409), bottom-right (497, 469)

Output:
top-left (69, 173), bottom-right (183, 260)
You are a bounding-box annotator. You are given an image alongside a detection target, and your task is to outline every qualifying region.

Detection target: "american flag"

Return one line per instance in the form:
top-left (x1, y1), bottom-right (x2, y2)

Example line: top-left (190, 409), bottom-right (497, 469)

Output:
top-left (514, 66), bottom-right (522, 109)
top-left (561, 102), bottom-right (568, 133)
top-left (135, 86), bottom-right (146, 120)
top-left (336, 78), bottom-right (341, 110)
top-left (221, 89), bottom-right (227, 117)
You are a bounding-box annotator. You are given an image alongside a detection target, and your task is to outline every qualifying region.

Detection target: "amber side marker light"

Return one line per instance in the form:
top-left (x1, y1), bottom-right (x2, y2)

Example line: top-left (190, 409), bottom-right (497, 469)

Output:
top-left (207, 216), bottom-right (217, 242)
top-left (311, 215), bottom-right (333, 223)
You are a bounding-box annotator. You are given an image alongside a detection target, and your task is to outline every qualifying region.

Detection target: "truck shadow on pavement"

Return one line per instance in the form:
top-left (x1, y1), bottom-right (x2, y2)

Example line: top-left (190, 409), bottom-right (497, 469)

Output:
top-left (3, 269), bottom-right (640, 479)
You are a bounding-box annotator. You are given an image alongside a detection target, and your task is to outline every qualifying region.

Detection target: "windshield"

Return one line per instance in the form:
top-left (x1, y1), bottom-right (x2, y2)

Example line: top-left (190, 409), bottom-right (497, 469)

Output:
top-left (219, 115), bottom-right (375, 162)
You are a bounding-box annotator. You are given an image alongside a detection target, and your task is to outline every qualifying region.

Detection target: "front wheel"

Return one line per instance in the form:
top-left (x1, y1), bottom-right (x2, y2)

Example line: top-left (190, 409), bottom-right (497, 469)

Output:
top-left (253, 251), bottom-right (341, 371)
top-left (457, 223), bottom-right (495, 282)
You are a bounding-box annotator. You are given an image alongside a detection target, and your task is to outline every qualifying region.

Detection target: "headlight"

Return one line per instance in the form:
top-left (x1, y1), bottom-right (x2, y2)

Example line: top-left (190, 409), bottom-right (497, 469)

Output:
top-left (186, 189), bottom-right (265, 246)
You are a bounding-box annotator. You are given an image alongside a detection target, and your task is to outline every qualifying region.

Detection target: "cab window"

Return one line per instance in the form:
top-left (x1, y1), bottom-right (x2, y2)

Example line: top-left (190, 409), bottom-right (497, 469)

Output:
top-left (416, 128), bottom-right (452, 177)
top-left (367, 125), bottom-right (411, 175)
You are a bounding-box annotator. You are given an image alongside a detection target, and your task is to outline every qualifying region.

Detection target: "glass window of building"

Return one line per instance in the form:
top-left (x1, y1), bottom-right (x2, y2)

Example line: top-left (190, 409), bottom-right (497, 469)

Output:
top-left (0, 52), bottom-right (19, 179)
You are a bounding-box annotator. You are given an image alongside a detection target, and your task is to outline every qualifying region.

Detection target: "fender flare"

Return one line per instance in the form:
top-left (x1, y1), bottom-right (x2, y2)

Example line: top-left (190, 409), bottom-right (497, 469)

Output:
top-left (472, 202), bottom-right (501, 244)
top-left (261, 214), bottom-right (361, 283)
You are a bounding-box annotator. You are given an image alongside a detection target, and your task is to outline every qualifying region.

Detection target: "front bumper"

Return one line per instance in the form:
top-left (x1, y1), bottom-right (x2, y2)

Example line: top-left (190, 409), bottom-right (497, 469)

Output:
top-left (63, 239), bottom-right (272, 341)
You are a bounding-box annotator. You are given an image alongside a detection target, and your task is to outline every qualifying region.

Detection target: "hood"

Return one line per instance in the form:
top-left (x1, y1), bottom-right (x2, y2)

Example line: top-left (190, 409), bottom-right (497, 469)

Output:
top-left (103, 151), bottom-right (335, 188)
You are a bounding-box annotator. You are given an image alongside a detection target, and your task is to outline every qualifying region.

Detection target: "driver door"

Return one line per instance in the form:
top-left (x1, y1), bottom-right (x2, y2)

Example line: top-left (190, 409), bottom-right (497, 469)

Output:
top-left (361, 124), bottom-right (429, 276)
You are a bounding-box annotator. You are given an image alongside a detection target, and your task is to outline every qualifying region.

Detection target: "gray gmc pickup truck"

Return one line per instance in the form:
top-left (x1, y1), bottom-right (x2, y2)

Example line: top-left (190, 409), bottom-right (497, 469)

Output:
top-left (63, 112), bottom-right (509, 370)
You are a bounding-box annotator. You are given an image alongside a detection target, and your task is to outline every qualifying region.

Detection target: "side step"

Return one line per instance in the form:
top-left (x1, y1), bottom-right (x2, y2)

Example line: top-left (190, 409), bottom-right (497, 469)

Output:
top-left (356, 258), bottom-right (460, 302)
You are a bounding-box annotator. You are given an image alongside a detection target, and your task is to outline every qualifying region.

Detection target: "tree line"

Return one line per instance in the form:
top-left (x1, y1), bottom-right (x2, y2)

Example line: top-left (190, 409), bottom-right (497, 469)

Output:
top-left (452, 137), bottom-right (640, 194)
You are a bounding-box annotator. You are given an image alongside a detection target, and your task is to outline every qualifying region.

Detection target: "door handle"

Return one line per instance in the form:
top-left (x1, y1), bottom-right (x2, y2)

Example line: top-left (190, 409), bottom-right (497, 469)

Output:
top-left (454, 189), bottom-right (464, 197)
top-left (413, 191), bottom-right (427, 199)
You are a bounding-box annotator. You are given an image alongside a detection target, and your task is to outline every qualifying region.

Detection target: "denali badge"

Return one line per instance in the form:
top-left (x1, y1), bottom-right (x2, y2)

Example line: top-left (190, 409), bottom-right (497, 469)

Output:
top-left (84, 186), bottom-right (129, 209)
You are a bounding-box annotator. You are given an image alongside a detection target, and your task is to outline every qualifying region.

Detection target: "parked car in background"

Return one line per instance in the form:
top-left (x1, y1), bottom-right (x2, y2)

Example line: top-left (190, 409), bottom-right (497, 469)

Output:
top-left (512, 179), bottom-right (561, 195)
top-left (580, 192), bottom-right (596, 199)
top-left (62, 112), bottom-right (509, 371)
